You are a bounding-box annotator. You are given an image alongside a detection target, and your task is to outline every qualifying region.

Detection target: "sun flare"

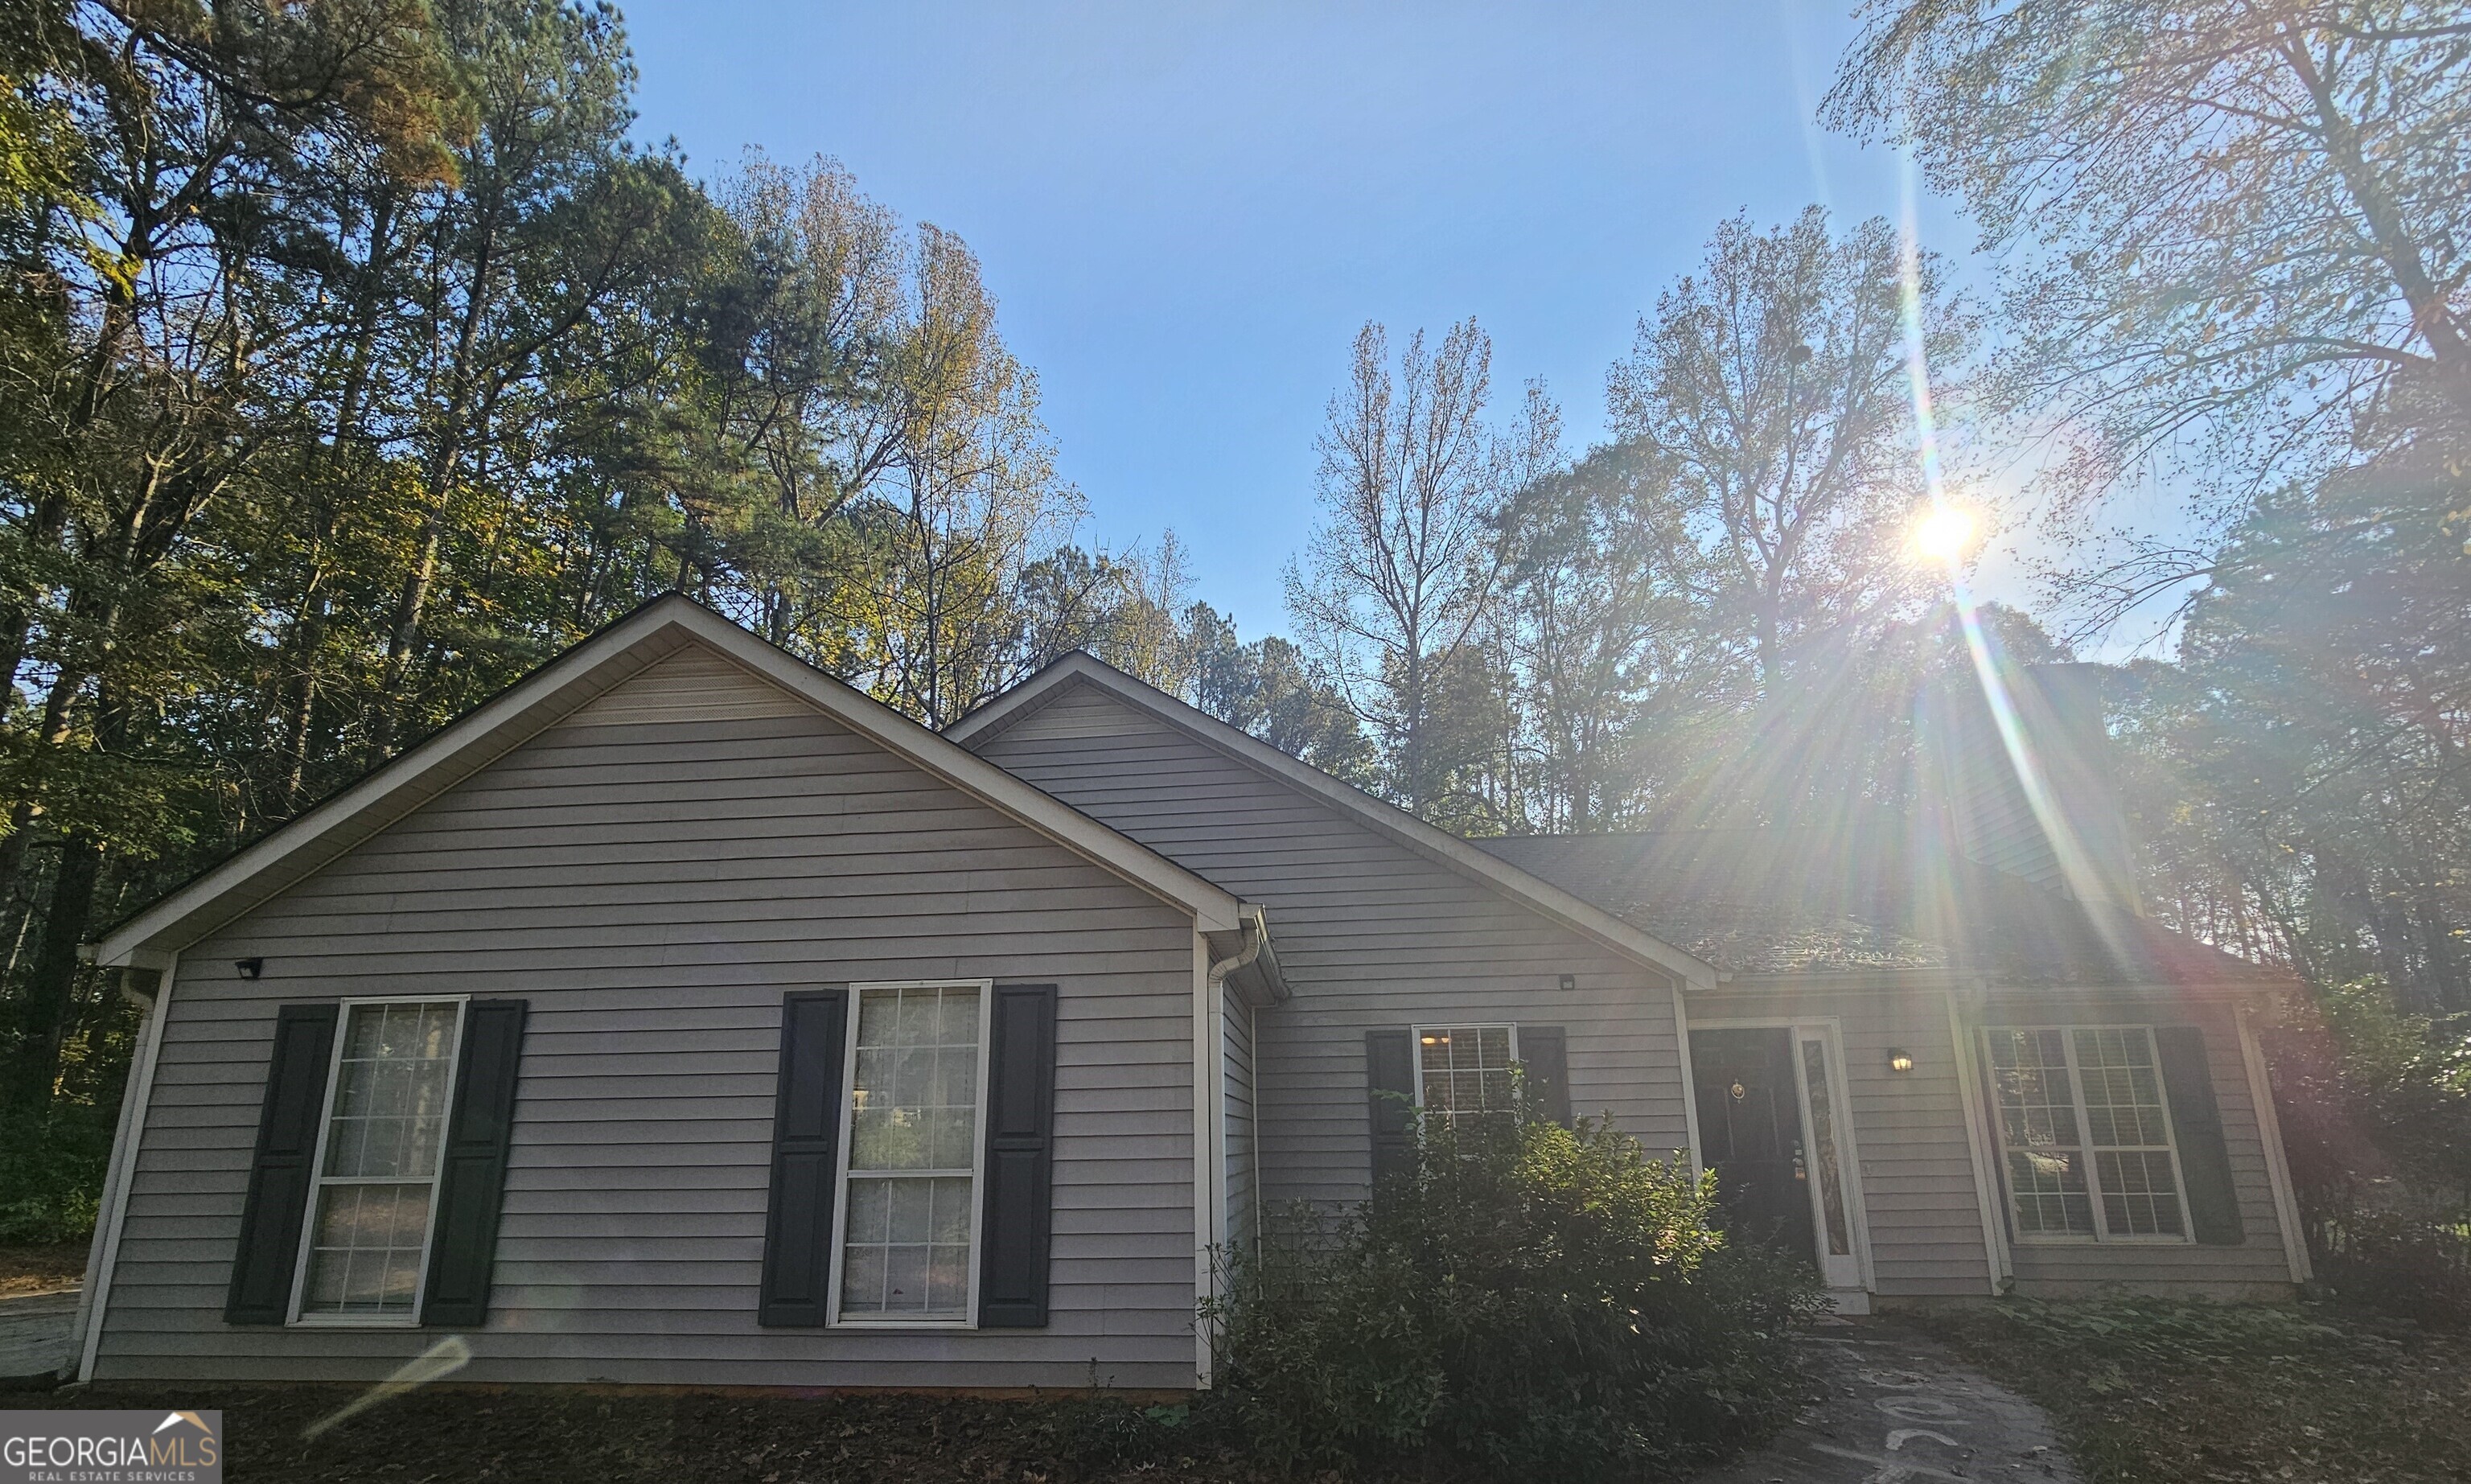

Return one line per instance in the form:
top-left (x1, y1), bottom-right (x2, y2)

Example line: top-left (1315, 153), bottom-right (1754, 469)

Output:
top-left (1912, 504), bottom-right (1978, 565)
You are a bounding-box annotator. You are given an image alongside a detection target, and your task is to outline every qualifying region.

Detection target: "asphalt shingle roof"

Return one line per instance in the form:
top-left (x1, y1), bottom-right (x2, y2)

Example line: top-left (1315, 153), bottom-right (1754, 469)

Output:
top-left (1474, 827), bottom-right (2283, 987)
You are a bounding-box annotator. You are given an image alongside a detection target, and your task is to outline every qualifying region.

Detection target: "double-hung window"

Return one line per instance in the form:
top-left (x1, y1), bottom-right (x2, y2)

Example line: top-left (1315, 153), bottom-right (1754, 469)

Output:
top-left (1982, 1026), bottom-right (2190, 1242)
top-left (1413, 1024), bottom-right (1518, 1130)
top-left (832, 981), bottom-right (993, 1325)
top-left (293, 997), bottom-right (466, 1323)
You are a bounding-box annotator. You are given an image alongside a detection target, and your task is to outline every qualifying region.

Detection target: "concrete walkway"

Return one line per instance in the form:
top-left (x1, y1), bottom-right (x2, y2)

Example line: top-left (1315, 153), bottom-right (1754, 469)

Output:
top-left (1700, 1321), bottom-right (2079, 1483)
top-left (0, 1289), bottom-right (80, 1384)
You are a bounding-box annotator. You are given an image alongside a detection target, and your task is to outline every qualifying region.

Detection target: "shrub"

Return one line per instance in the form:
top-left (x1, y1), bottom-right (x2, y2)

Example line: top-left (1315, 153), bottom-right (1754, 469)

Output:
top-left (1203, 1111), bottom-right (1824, 1482)
top-left (2267, 979), bottom-right (2471, 1326)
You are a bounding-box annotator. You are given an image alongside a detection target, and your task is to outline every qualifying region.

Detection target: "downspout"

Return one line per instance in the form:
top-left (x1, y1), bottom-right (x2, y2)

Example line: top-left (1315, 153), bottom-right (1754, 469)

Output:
top-left (1194, 904), bottom-right (1267, 1388)
top-left (1207, 904), bottom-right (1268, 988)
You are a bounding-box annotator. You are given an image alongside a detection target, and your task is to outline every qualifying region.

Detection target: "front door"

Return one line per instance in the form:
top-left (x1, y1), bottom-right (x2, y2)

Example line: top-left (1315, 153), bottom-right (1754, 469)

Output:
top-left (1689, 1028), bottom-right (1817, 1269)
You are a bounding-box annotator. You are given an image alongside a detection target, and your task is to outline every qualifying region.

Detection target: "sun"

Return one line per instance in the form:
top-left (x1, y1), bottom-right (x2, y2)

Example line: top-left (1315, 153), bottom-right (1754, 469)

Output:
top-left (1911, 504), bottom-right (1979, 565)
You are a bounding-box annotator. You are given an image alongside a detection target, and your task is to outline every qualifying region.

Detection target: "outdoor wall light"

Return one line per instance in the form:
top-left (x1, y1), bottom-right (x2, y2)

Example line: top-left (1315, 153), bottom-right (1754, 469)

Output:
top-left (235, 958), bottom-right (264, 980)
top-left (1887, 1048), bottom-right (1916, 1074)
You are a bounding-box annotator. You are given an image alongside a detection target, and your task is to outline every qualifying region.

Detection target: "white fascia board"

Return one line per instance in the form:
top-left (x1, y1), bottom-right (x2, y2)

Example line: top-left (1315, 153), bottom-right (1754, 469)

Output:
top-left (948, 653), bottom-right (1718, 990)
top-left (96, 598), bottom-right (1241, 968)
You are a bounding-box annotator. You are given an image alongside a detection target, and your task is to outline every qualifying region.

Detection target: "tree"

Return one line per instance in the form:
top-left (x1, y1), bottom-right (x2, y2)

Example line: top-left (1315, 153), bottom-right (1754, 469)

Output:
top-left (1489, 442), bottom-right (1728, 832)
top-left (1606, 208), bottom-right (1967, 693)
top-left (1829, 0), bottom-right (2471, 584)
top-left (0, 0), bottom-right (459, 1111)
top-left (1187, 606), bottom-right (1373, 782)
top-left (1286, 321), bottom-right (1559, 815)
top-left (2113, 430), bottom-right (2471, 1009)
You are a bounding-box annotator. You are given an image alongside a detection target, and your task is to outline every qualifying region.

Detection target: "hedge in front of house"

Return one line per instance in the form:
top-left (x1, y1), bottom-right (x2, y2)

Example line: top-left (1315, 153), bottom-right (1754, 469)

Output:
top-left (1202, 1110), bottom-right (1824, 1482)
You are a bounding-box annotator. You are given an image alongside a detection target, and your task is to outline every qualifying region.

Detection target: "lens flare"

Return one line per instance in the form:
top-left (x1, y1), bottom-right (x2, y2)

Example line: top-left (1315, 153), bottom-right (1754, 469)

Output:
top-left (1913, 504), bottom-right (1977, 565)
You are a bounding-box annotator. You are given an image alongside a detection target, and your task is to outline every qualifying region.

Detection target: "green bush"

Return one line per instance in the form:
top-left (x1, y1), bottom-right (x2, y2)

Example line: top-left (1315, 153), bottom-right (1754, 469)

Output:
top-left (1203, 1111), bottom-right (1824, 1481)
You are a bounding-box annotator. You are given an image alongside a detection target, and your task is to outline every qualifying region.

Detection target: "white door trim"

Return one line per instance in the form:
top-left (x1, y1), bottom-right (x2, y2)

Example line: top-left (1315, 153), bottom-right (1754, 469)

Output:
top-left (1684, 1016), bottom-right (1877, 1301)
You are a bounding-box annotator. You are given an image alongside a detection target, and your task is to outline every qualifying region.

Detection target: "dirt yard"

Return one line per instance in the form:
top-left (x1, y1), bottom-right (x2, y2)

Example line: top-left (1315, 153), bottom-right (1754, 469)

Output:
top-left (0, 1383), bottom-right (1304, 1484)
top-left (0, 1244), bottom-right (84, 1300)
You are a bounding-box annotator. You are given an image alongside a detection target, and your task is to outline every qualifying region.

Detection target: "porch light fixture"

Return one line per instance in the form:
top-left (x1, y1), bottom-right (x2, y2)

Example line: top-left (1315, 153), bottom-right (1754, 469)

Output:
top-left (1887, 1048), bottom-right (1915, 1074)
top-left (235, 958), bottom-right (264, 980)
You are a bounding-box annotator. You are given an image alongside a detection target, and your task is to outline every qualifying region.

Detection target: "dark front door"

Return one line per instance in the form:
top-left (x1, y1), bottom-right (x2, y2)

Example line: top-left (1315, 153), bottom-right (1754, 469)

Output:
top-left (1689, 1028), bottom-right (1816, 1270)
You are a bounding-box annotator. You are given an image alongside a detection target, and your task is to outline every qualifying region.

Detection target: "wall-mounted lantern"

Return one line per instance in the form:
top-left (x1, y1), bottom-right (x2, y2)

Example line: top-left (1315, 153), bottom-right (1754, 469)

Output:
top-left (1886, 1048), bottom-right (1916, 1075)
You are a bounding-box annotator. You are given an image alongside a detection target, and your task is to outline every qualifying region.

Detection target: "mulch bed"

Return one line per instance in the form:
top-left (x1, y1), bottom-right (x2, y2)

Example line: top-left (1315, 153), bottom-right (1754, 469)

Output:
top-left (0, 1383), bottom-right (1294, 1484)
top-left (0, 1244), bottom-right (84, 1299)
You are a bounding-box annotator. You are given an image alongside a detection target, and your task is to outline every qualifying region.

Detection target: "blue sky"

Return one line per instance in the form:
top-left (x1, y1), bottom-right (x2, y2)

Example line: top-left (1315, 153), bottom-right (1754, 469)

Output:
top-left (623, 2), bottom-right (2018, 639)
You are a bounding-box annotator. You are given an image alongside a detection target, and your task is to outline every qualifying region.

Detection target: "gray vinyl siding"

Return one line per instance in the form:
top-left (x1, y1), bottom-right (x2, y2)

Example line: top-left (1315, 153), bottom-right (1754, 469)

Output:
top-left (1223, 993), bottom-right (1256, 1250)
top-left (968, 681), bottom-right (1692, 1214)
top-left (96, 647), bottom-right (1203, 1388)
top-left (1984, 997), bottom-right (2297, 1298)
top-left (1686, 981), bottom-right (1995, 1299)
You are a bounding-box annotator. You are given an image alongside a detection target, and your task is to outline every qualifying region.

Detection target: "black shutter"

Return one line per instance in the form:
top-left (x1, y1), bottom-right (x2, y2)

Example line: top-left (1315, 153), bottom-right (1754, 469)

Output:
top-left (421, 999), bottom-right (528, 1327)
top-left (1366, 1029), bottom-right (1416, 1192)
top-left (226, 1002), bottom-right (339, 1325)
top-left (759, 989), bottom-right (849, 1326)
top-left (980, 984), bottom-right (1059, 1328)
top-left (2155, 1025), bottom-right (2245, 1245)
top-left (1519, 1026), bottom-right (1573, 1126)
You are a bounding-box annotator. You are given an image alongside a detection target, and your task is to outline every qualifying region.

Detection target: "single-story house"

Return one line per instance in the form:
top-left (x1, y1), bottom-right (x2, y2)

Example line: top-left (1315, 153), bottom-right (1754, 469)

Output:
top-left (67, 594), bottom-right (2309, 1391)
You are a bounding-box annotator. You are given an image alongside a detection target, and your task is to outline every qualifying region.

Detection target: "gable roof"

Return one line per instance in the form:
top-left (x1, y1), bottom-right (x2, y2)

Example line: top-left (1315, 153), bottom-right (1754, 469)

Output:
top-left (1478, 825), bottom-right (2289, 989)
top-left (944, 652), bottom-right (1720, 990)
top-left (93, 597), bottom-right (1245, 969)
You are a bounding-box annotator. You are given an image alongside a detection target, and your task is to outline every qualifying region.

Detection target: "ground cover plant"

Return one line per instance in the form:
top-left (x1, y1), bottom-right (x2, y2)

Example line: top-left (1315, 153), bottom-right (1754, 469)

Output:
top-left (1921, 1297), bottom-right (2471, 1484)
top-left (1203, 1108), bottom-right (1824, 1482)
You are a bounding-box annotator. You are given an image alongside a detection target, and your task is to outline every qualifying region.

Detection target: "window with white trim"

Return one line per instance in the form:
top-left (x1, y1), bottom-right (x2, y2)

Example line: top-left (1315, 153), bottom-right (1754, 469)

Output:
top-left (1413, 1024), bottom-right (1518, 1128)
top-left (1982, 1026), bottom-right (2189, 1242)
top-left (834, 982), bottom-right (991, 1323)
top-left (295, 998), bottom-right (465, 1322)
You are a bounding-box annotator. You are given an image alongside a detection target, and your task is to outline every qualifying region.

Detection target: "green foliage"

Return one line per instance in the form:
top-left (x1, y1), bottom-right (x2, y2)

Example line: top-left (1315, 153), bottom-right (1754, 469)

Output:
top-left (1203, 1113), bottom-right (1823, 1481)
top-left (0, 1098), bottom-right (112, 1243)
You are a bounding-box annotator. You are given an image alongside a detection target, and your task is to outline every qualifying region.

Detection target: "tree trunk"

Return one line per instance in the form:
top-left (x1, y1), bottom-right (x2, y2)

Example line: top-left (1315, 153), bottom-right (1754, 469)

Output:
top-left (7, 832), bottom-right (101, 1112)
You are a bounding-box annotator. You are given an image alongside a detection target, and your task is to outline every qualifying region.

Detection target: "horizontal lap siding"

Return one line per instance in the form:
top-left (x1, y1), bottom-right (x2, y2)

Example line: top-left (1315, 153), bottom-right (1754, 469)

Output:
top-left (971, 685), bottom-right (1691, 1213)
top-left (97, 648), bottom-right (1199, 1388)
top-left (1987, 999), bottom-right (2296, 1295)
top-left (1223, 996), bottom-right (1256, 1250)
top-left (1688, 984), bottom-right (1994, 1298)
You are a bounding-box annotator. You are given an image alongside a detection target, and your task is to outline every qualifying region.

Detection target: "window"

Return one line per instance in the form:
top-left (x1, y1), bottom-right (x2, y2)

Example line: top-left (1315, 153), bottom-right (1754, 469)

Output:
top-left (1982, 1026), bottom-right (2189, 1242)
top-left (833, 982), bottom-right (992, 1325)
top-left (294, 998), bottom-right (465, 1322)
top-left (1799, 1038), bottom-right (1852, 1258)
top-left (1413, 1024), bottom-right (1518, 1128)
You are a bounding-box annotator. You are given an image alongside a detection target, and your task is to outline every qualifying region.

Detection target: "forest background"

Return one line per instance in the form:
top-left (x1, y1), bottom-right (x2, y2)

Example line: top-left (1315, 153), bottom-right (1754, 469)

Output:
top-left (0, 0), bottom-right (2464, 1286)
